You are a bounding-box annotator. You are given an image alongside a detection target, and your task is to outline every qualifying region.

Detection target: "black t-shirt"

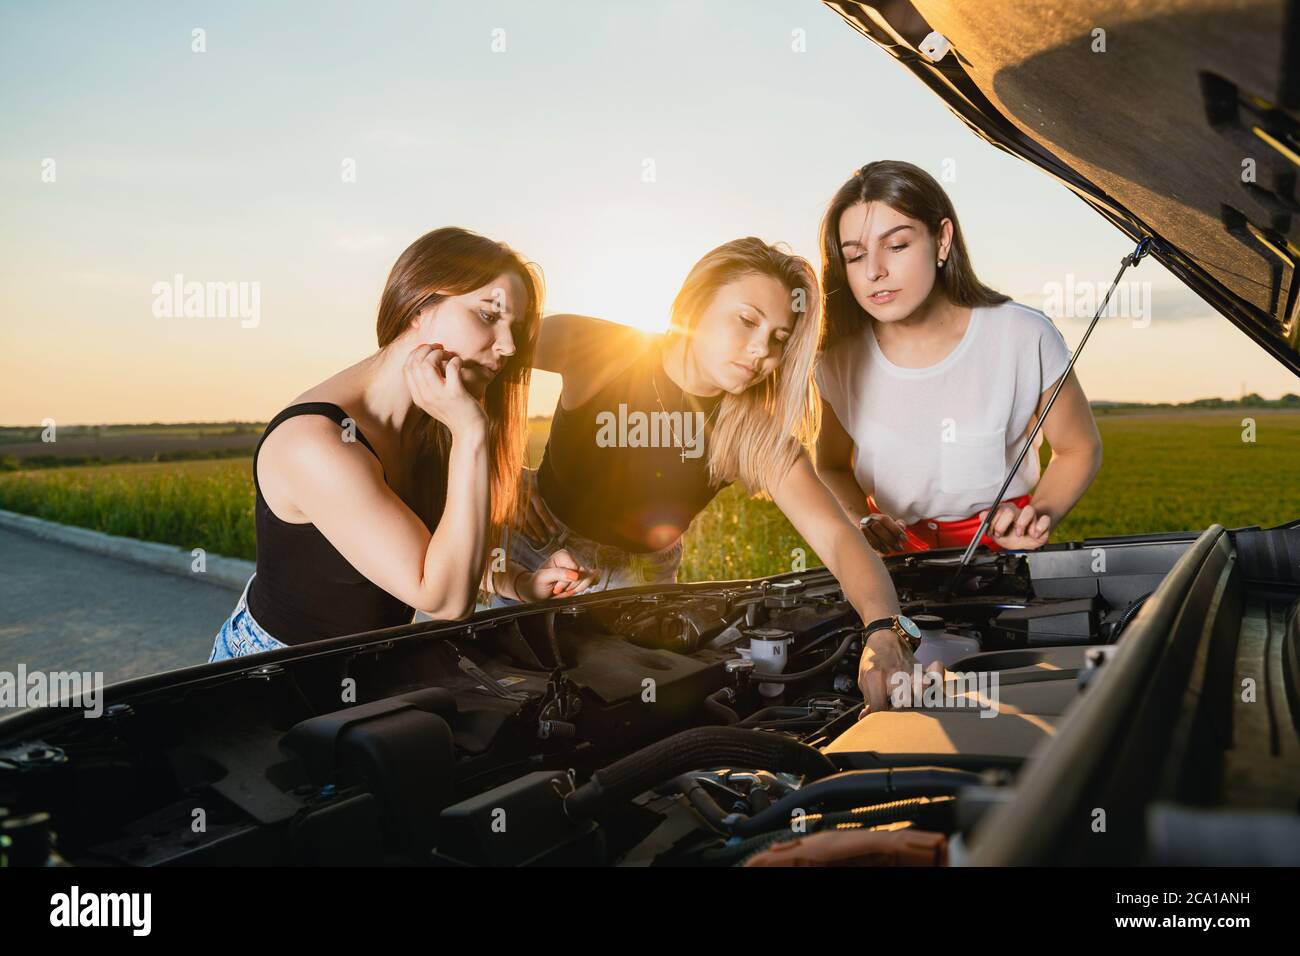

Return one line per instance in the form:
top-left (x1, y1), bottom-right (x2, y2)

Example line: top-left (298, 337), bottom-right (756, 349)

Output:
top-left (537, 338), bottom-right (731, 553)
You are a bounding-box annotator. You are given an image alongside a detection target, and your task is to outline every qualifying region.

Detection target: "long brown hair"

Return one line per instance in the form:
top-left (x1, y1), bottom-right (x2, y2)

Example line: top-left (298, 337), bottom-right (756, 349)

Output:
top-left (668, 237), bottom-right (822, 494)
top-left (375, 227), bottom-right (542, 563)
top-left (819, 160), bottom-right (1008, 346)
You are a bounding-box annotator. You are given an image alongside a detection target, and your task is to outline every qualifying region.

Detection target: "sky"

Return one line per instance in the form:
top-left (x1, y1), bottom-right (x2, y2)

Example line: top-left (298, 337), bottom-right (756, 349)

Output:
top-left (1, 0), bottom-right (1296, 426)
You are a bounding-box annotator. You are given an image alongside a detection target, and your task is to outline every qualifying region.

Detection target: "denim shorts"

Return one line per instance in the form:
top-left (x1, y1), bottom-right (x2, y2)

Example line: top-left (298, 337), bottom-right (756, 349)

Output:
top-left (208, 573), bottom-right (290, 662)
top-left (490, 471), bottom-right (683, 608)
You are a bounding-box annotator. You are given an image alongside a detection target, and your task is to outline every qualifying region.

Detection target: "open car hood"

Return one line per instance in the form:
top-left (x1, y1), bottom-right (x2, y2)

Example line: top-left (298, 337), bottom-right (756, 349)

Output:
top-left (824, 0), bottom-right (1300, 376)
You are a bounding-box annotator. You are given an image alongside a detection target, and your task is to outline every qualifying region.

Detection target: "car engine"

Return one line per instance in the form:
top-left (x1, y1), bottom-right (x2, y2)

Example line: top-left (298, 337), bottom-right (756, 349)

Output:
top-left (3, 528), bottom-right (1293, 866)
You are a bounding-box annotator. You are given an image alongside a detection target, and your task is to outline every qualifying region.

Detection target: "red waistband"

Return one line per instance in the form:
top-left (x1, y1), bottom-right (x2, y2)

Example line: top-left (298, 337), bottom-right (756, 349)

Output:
top-left (866, 494), bottom-right (1033, 554)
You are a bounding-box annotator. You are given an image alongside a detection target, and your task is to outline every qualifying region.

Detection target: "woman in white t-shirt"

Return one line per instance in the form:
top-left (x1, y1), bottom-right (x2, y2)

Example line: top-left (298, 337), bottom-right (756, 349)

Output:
top-left (814, 161), bottom-right (1102, 554)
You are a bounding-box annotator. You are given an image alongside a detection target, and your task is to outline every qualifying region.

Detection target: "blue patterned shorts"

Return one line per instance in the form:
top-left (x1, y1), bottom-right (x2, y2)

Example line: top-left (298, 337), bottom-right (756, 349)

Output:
top-left (208, 573), bottom-right (289, 662)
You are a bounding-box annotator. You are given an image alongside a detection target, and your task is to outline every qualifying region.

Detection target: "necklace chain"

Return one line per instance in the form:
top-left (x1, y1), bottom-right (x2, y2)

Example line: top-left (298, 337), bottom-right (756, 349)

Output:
top-left (651, 363), bottom-right (721, 462)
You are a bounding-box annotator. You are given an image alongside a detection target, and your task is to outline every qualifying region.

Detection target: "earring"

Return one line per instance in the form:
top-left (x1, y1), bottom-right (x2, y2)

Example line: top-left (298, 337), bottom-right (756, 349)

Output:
top-left (937, 258), bottom-right (946, 268)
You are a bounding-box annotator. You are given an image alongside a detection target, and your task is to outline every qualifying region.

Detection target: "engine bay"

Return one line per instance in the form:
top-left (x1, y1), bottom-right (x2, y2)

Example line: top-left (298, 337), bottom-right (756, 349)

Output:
top-left (2, 528), bottom-right (1295, 867)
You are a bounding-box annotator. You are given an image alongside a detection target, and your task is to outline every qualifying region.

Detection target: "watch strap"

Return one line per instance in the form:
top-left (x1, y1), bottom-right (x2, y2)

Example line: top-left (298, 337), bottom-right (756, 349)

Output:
top-left (862, 615), bottom-right (920, 652)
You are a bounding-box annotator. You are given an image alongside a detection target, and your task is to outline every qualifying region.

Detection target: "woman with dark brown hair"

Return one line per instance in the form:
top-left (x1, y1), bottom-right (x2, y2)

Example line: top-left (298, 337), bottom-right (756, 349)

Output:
top-left (815, 161), bottom-right (1102, 555)
top-left (209, 227), bottom-right (593, 661)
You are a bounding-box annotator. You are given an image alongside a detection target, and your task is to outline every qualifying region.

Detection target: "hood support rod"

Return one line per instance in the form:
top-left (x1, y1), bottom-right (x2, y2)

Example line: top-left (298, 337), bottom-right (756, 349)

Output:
top-left (943, 236), bottom-right (1154, 599)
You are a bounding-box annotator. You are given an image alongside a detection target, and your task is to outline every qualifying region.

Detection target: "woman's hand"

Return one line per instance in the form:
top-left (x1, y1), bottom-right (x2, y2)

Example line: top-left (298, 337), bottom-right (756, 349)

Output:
top-left (517, 548), bottom-right (601, 601)
top-left (403, 343), bottom-right (487, 438)
top-left (520, 470), bottom-right (559, 544)
top-left (857, 630), bottom-right (945, 716)
top-left (859, 513), bottom-right (909, 553)
top-left (980, 501), bottom-right (1051, 550)
top-left (857, 629), bottom-right (916, 714)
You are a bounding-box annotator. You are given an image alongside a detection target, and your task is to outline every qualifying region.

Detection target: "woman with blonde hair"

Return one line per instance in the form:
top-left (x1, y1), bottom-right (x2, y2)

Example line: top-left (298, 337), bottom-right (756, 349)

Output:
top-left (209, 227), bottom-right (589, 662)
top-left (499, 236), bottom-right (918, 713)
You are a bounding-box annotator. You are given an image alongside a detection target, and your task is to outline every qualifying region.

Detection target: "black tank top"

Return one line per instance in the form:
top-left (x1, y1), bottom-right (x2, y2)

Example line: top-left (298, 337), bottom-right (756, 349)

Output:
top-left (246, 402), bottom-right (415, 645)
top-left (537, 338), bottom-right (730, 552)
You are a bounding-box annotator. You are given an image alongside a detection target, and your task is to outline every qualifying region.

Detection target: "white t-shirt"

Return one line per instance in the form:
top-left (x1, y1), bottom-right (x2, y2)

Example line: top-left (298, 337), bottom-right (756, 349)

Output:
top-left (815, 301), bottom-right (1072, 524)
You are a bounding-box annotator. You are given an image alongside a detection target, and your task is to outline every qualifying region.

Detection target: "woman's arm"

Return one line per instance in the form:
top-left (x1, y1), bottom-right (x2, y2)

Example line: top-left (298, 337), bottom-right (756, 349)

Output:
top-left (815, 397), bottom-right (870, 524)
top-left (263, 346), bottom-right (496, 620)
top-left (985, 370), bottom-right (1102, 548)
top-left (534, 313), bottom-right (655, 409)
top-left (269, 413), bottom-right (490, 620)
top-left (769, 452), bottom-right (914, 712)
top-left (1030, 370), bottom-right (1103, 524)
top-left (815, 399), bottom-right (909, 553)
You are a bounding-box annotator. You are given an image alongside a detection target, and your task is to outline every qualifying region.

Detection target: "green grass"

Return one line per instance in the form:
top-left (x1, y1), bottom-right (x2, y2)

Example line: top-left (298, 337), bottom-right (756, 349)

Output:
top-left (1049, 410), bottom-right (1299, 540)
top-left (1, 410), bottom-right (1296, 581)
top-left (679, 483), bottom-right (817, 581)
top-left (0, 459), bottom-right (256, 561)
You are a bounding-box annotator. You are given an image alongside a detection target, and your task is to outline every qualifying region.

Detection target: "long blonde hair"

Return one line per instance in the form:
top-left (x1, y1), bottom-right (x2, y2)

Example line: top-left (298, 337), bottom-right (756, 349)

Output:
top-left (667, 237), bottom-right (822, 496)
top-left (375, 227), bottom-right (543, 562)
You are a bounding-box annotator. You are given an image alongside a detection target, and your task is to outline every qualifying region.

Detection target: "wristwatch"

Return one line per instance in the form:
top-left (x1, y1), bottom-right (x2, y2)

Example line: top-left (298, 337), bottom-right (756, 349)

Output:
top-left (862, 614), bottom-right (922, 653)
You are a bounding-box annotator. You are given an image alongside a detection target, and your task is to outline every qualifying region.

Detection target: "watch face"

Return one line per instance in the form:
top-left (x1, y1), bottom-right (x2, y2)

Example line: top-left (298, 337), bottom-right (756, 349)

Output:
top-left (896, 615), bottom-right (922, 640)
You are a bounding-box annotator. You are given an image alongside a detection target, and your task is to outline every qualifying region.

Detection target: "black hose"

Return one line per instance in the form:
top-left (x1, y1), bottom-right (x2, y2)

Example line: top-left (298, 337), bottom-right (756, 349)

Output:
top-left (728, 766), bottom-right (980, 837)
top-left (744, 627), bottom-right (860, 684)
top-left (736, 706), bottom-right (812, 726)
top-left (564, 727), bottom-right (838, 820)
top-left (1112, 591), bottom-right (1153, 639)
top-left (702, 688), bottom-right (740, 725)
top-left (747, 706), bottom-right (812, 720)
top-left (672, 774), bottom-right (731, 832)
top-left (789, 630), bottom-right (843, 659)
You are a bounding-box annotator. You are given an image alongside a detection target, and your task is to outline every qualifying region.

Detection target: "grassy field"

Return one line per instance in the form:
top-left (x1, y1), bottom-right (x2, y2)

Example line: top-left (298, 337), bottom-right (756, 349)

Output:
top-left (0, 458), bottom-right (257, 562)
top-left (1042, 410), bottom-right (1299, 540)
top-left (1, 410), bottom-right (1295, 581)
top-left (0, 422), bottom-right (262, 469)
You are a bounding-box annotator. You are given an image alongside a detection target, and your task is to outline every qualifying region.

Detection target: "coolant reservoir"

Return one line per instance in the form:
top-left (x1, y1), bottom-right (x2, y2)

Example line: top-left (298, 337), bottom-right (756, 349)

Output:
top-left (912, 614), bottom-right (980, 669)
top-left (737, 627), bottom-right (793, 698)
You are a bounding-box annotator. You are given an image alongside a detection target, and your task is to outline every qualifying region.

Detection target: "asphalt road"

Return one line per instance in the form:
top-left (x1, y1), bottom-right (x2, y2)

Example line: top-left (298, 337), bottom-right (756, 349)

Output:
top-left (0, 526), bottom-right (240, 689)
